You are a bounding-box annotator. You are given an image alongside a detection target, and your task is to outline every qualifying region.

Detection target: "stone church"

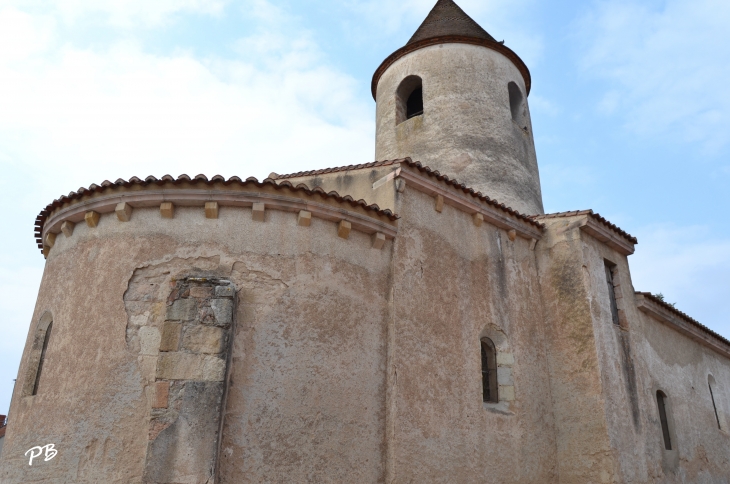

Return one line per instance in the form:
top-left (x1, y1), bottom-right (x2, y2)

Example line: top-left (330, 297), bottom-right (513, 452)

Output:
top-left (1, 1), bottom-right (729, 482)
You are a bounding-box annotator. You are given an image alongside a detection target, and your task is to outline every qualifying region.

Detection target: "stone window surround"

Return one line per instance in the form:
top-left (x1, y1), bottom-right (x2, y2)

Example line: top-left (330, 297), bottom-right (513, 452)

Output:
top-left (21, 311), bottom-right (54, 398)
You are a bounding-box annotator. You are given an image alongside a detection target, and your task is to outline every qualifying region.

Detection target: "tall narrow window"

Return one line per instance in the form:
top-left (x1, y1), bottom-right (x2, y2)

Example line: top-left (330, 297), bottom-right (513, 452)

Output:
top-left (708, 375), bottom-right (725, 431)
top-left (396, 75), bottom-right (423, 125)
top-left (481, 338), bottom-right (498, 403)
top-left (656, 391), bottom-right (672, 450)
top-left (604, 261), bottom-right (620, 326)
top-left (22, 312), bottom-right (54, 397)
top-left (508, 82), bottom-right (524, 123)
top-left (32, 322), bottom-right (52, 395)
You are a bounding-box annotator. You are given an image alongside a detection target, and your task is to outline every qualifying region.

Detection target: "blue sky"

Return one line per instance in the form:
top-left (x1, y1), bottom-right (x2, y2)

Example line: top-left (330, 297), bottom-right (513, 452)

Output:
top-left (0, 0), bottom-right (729, 414)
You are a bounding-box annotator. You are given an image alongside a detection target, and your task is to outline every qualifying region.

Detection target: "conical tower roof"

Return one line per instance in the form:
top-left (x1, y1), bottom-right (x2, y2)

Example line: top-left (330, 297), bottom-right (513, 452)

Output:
top-left (371, 0), bottom-right (531, 99)
top-left (407, 0), bottom-right (496, 45)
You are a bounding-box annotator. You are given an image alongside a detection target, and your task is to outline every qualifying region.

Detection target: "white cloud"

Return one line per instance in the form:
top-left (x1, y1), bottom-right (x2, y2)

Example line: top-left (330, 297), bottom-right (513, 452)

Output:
top-left (577, 0), bottom-right (730, 152)
top-left (630, 223), bottom-right (730, 337)
top-left (0, 0), bottom-right (375, 413)
top-left (0, 0), bottom-right (229, 28)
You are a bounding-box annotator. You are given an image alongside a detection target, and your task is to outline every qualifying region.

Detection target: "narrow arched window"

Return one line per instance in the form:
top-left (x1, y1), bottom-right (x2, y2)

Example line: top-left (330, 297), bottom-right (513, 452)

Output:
top-left (708, 375), bottom-right (726, 431)
top-left (32, 322), bottom-right (52, 395)
top-left (481, 338), bottom-right (498, 403)
top-left (656, 391), bottom-right (672, 450)
top-left (22, 312), bottom-right (54, 397)
top-left (396, 75), bottom-right (423, 125)
top-left (508, 81), bottom-right (528, 132)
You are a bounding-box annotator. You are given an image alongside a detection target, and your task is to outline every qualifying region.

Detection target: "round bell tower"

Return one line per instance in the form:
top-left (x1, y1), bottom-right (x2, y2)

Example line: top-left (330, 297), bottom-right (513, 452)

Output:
top-left (373, 0), bottom-right (544, 215)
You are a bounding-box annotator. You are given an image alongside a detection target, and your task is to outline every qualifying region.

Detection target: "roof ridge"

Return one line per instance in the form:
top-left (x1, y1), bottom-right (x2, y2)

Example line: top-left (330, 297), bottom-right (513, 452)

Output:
top-left (277, 158), bottom-right (543, 230)
top-left (535, 210), bottom-right (638, 245)
top-left (637, 292), bottom-right (730, 347)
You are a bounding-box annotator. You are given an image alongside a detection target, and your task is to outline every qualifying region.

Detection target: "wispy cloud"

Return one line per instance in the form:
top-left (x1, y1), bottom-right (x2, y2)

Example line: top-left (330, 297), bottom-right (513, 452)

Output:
top-left (630, 223), bottom-right (730, 337)
top-left (576, 0), bottom-right (730, 153)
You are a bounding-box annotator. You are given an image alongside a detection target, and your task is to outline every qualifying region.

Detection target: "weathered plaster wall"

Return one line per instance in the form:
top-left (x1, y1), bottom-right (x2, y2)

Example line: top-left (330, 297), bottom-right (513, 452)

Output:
top-left (283, 164), bottom-right (401, 213)
top-left (375, 43), bottom-right (544, 215)
top-left (388, 187), bottom-right (557, 483)
top-left (536, 218), bottom-right (620, 484)
top-left (0, 204), bottom-right (392, 483)
top-left (539, 216), bottom-right (730, 483)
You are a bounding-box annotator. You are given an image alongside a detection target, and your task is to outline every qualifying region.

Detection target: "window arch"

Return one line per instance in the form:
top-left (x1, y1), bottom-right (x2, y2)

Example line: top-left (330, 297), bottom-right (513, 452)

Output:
top-left (508, 81), bottom-right (527, 130)
top-left (656, 390), bottom-right (672, 450)
top-left (22, 311), bottom-right (54, 396)
top-left (396, 75), bottom-right (423, 125)
top-left (481, 337), bottom-right (498, 403)
top-left (708, 375), bottom-right (726, 431)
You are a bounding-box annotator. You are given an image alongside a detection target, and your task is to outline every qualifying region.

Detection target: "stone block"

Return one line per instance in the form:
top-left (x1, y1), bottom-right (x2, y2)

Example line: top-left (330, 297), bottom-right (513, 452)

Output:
top-left (189, 286), bottom-right (213, 298)
top-left (507, 229), bottom-right (517, 242)
top-left (160, 202), bottom-right (174, 219)
top-left (156, 353), bottom-right (225, 381)
top-left (139, 326), bottom-right (161, 356)
top-left (166, 299), bottom-right (197, 321)
top-left (152, 381), bottom-right (170, 409)
top-left (44, 232), bottom-right (56, 248)
top-left (160, 322), bottom-right (182, 351)
top-left (338, 220), bottom-right (351, 239)
top-left (473, 213), bottom-right (484, 227)
top-left (372, 232), bottom-right (386, 250)
top-left (205, 201), bottom-right (219, 219)
top-left (211, 299), bottom-right (233, 326)
top-left (214, 286), bottom-right (234, 298)
top-left (252, 202), bottom-right (265, 222)
top-left (499, 385), bottom-right (515, 401)
top-left (183, 326), bottom-right (225, 354)
top-left (61, 220), bottom-right (75, 237)
top-left (435, 194), bottom-right (444, 213)
top-left (85, 210), bottom-right (100, 227)
top-left (497, 366), bottom-right (514, 385)
top-left (116, 202), bottom-right (133, 222)
top-left (297, 210), bottom-right (312, 227)
top-left (497, 352), bottom-right (514, 366)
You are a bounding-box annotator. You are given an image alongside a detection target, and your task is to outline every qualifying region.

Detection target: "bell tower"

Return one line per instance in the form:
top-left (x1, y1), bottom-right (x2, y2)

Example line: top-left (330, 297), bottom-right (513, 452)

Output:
top-left (373, 0), bottom-right (544, 215)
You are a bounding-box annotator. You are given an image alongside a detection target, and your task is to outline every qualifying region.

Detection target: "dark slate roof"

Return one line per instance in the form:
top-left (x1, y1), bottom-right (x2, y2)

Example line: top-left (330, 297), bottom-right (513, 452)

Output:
top-left (408, 0), bottom-right (496, 45)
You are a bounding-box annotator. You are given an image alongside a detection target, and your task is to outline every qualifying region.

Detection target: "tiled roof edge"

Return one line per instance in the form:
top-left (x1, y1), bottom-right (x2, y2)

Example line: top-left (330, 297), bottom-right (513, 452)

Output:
top-left (534, 210), bottom-right (637, 245)
top-left (34, 175), bottom-right (399, 252)
top-left (276, 158), bottom-right (543, 230)
top-left (636, 292), bottom-right (730, 348)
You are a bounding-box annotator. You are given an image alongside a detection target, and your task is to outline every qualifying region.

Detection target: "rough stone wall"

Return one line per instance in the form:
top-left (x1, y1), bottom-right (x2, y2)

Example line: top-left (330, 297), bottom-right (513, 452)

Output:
top-left (538, 216), bottom-right (730, 483)
top-left (124, 273), bottom-right (237, 483)
top-left (535, 218), bottom-right (618, 483)
top-left (388, 187), bottom-right (557, 483)
top-left (375, 43), bottom-right (544, 215)
top-left (0, 204), bottom-right (393, 483)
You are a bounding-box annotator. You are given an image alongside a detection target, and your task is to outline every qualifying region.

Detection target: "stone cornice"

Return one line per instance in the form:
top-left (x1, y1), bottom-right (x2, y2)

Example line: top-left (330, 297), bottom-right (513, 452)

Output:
top-left (371, 35), bottom-right (532, 100)
top-left (397, 165), bottom-right (544, 241)
top-left (635, 292), bottom-right (730, 360)
top-left (579, 216), bottom-right (635, 256)
top-left (42, 188), bottom-right (398, 244)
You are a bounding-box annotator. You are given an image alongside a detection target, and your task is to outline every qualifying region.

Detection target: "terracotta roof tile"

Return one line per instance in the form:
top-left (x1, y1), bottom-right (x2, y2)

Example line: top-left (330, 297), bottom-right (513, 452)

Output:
top-left (637, 292), bottom-right (730, 347)
top-left (276, 157), bottom-right (543, 229)
top-left (34, 175), bottom-right (399, 253)
top-left (534, 210), bottom-right (638, 245)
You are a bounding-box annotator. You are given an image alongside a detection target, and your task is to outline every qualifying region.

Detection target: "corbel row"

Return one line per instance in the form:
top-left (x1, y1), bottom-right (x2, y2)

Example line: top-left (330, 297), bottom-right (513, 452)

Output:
top-left (43, 200), bottom-right (388, 257)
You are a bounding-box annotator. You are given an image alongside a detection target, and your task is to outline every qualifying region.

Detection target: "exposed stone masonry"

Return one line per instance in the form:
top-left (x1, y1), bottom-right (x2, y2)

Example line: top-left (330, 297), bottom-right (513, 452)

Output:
top-left (125, 275), bottom-right (236, 484)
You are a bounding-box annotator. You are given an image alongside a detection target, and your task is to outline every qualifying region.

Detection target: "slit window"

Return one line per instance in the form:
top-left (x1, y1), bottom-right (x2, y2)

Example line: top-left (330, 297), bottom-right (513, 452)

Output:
top-left (708, 375), bottom-right (726, 431)
top-left (656, 391), bottom-right (672, 450)
top-left (396, 75), bottom-right (423, 125)
top-left (32, 322), bottom-right (53, 395)
top-left (604, 261), bottom-right (620, 326)
top-left (481, 338), bottom-right (498, 403)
